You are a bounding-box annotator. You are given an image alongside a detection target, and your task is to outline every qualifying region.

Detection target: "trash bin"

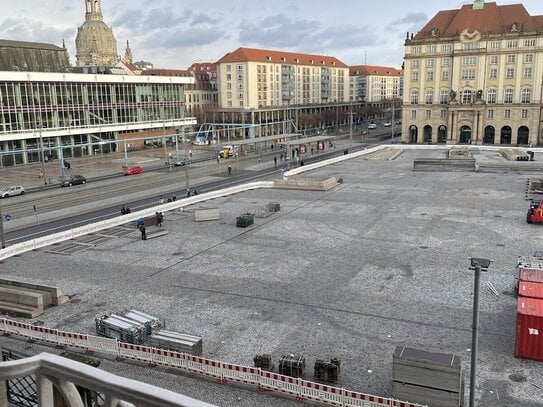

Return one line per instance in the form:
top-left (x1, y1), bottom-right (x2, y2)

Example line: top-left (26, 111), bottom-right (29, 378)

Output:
top-left (528, 151), bottom-right (535, 161)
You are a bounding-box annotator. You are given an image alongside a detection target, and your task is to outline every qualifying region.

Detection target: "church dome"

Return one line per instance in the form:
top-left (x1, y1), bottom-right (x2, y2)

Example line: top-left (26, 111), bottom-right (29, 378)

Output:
top-left (75, 0), bottom-right (118, 67)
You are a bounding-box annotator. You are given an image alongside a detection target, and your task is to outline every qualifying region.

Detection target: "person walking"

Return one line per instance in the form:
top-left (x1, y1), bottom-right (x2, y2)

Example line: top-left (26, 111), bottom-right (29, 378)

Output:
top-left (274, 156), bottom-right (277, 167)
top-left (155, 212), bottom-right (163, 227)
top-left (228, 165), bottom-right (232, 175)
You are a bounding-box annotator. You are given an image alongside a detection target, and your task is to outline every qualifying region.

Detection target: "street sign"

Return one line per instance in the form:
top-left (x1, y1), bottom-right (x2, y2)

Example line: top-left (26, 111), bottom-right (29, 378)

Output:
top-left (4, 214), bottom-right (12, 222)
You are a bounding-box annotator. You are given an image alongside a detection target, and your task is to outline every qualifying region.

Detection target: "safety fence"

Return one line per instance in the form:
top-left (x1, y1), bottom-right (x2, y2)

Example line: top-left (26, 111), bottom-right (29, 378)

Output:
top-left (0, 181), bottom-right (274, 262)
top-left (0, 318), bottom-right (426, 407)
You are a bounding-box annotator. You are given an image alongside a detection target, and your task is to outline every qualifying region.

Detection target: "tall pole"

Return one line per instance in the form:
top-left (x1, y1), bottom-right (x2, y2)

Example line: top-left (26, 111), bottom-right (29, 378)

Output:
top-left (184, 133), bottom-right (189, 190)
top-left (469, 263), bottom-right (481, 407)
top-left (39, 126), bottom-right (47, 185)
top-left (391, 102), bottom-right (395, 144)
top-left (0, 205), bottom-right (5, 249)
top-left (349, 102), bottom-right (353, 149)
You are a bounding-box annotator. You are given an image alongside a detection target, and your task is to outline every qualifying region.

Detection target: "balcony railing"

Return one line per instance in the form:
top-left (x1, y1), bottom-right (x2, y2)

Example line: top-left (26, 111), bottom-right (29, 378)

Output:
top-left (0, 352), bottom-right (217, 407)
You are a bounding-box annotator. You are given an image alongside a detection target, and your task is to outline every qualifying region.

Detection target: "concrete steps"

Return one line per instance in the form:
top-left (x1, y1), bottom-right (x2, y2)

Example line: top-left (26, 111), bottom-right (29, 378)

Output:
top-left (0, 279), bottom-right (69, 318)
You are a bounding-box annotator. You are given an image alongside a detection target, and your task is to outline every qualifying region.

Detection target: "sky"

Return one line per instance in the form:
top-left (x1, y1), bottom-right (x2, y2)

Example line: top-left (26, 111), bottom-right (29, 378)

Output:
top-left (1, 0), bottom-right (542, 70)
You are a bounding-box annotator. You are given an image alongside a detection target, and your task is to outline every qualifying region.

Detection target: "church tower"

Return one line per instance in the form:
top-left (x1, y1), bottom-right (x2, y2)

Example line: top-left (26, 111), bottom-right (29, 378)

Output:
top-left (75, 0), bottom-right (119, 67)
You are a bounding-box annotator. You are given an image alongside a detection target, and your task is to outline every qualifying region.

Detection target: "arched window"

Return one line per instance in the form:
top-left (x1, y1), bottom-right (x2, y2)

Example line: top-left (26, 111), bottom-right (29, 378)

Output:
top-left (425, 89), bottom-right (434, 104)
top-left (504, 88), bottom-right (514, 104)
top-left (521, 88), bottom-right (531, 104)
top-left (500, 126), bottom-right (512, 144)
top-left (517, 126), bottom-right (529, 145)
top-left (438, 125), bottom-right (447, 143)
top-left (460, 125), bottom-right (472, 143)
top-left (439, 90), bottom-right (449, 104)
top-left (483, 126), bottom-right (495, 144)
top-left (410, 90), bottom-right (419, 104)
top-left (487, 89), bottom-right (497, 104)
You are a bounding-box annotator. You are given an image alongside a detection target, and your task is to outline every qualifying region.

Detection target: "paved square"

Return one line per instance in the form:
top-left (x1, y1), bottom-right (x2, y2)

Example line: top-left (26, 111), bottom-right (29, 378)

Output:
top-left (2, 148), bottom-right (543, 406)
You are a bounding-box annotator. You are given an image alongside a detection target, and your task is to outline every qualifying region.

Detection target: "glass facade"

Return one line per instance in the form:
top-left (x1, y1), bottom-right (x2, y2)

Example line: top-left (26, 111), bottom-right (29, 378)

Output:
top-left (0, 80), bottom-right (186, 134)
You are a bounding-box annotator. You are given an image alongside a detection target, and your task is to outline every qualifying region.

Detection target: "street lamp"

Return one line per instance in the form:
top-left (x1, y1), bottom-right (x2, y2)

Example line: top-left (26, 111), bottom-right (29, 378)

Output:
top-left (468, 257), bottom-right (492, 407)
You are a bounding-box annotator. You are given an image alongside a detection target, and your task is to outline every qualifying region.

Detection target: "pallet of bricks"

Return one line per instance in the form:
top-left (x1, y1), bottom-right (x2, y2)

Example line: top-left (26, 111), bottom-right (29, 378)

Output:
top-left (95, 309), bottom-right (163, 344)
top-left (148, 330), bottom-right (203, 356)
top-left (515, 255), bottom-right (543, 362)
top-left (278, 355), bottom-right (305, 378)
top-left (314, 358), bottom-right (341, 384)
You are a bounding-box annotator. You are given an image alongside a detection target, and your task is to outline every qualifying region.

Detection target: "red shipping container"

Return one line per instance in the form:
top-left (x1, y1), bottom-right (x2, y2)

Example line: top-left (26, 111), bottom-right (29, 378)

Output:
top-left (515, 297), bottom-right (543, 361)
top-left (518, 281), bottom-right (543, 300)
top-left (518, 267), bottom-right (543, 285)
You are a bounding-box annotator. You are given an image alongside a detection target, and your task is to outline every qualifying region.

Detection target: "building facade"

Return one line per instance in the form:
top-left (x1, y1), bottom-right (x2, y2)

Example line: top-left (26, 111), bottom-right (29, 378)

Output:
top-left (216, 47), bottom-right (349, 109)
top-left (402, 1), bottom-right (543, 145)
top-left (0, 39), bottom-right (71, 73)
top-left (349, 65), bottom-right (403, 103)
top-left (0, 71), bottom-right (195, 166)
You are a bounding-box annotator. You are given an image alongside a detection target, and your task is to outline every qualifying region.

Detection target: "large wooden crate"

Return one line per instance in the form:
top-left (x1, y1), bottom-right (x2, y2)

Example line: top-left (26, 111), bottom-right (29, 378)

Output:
top-left (393, 346), bottom-right (464, 407)
top-left (278, 355), bottom-right (305, 378)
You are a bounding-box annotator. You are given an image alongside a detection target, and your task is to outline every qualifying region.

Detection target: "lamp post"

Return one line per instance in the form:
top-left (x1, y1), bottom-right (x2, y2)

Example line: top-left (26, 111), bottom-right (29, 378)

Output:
top-left (468, 257), bottom-right (492, 407)
top-left (349, 102), bottom-right (353, 149)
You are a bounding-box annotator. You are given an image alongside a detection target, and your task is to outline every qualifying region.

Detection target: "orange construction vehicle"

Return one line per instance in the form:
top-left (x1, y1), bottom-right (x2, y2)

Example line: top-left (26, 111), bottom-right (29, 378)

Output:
top-left (527, 199), bottom-right (543, 224)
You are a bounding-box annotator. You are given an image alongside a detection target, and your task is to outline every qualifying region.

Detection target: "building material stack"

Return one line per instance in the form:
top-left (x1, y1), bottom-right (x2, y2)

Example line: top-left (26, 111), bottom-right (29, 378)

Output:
top-left (392, 346), bottom-right (465, 407)
top-left (313, 358), bottom-right (341, 383)
top-left (148, 330), bottom-right (203, 356)
top-left (278, 355), bottom-right (305, 378)
top-left (253, 354), bottom-right (274, 371)
top-left (95, 313), bottom-right (147, 344)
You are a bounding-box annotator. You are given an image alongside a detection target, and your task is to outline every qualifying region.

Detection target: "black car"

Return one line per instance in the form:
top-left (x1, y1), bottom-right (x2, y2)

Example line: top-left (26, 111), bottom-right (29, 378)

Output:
top-left (61, 175), bottom-right (86, 187)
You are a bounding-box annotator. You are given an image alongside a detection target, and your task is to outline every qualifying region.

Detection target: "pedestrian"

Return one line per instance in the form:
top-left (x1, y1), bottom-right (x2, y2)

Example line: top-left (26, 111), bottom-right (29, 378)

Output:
top-left (160, 196), bottom-right (165, 204)
top-left (186, 188), bottom-right (191, 197)
top-left (280, 153), bottom-right (283, 161)
top-left (121, 205), bottom-right (127, 215)
top-left (139, 223), bottom-right (147, 240)
top-left (228, 165), bottom-right (232, 175)
top-left (172, 194), bottom-right (177, 201)
top-left (311, 147), bottom-right (314, 155)
top-left (194, 190), bottom-right (199, 196)
top-left (274, 156), bottom-right (277, 167)
top-left (155, 212), bottom-right (163, 227)
top-left (217, 155), bottom-right (220, 165)
top-left (125, 206), bottom-right (131, 214)
top-left (38, 169), bottom-right (43, 178)
top-left (189, 150), bottom-right (192, 159)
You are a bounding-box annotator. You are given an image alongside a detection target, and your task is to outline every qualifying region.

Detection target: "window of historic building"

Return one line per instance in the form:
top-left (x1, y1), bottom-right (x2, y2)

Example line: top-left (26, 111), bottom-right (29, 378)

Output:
top-left (411, 110), bottom-right (416, 119)
top-left (426, 59), bottom-right (435, 68)
top-left (507, 54), bottom-right (516, 64)
top-left (524, 39), bottom-right (536, 47)
top-left (489, 68), bottom-right (497, 79)
top-left (461, 70), bottom-right (475, 80)
top-left (521, 88), bottom-right (531, 103)
top-left (504, 89), bottom-right (513, 103)
top-left (411, 59), bottom-right (420, 69)
top-left (442, 70), bottom-right (449, 80)
top-left (461, 90), bottom-right (473, 104)
top-left (411, 71), bottom-right (419, 81)
top-left (462, 56), bottom-right (476, 65)
top-left (522, 109), bottom-right (528, 119)
top-left (426, 71), bottom-right (434, 81)
top-left (425, 110), bottom-right (431, 119)
top-left (507, 40), bottom-right (518, 48)
top-left (524, 67), bottom-right (532, 78)
top-left (489, 41), bottom-right (501, 49)
top-left (410, 90), bottom-right (419, 104)
top-left (440, 90), bottom-right (449, 104)
top-left (440, 109), bottom-right (447, 119)
top-left (487, 89), bottom-right (497, 104)
top-left (506, 68), bottom-right (514, 79)
top-left (442, 44), bottom-right (453, 53)
top-left (504, 109), bottom-right (511, 119)
top-left (489, 55), bottom-right (498, 64)
top-left (442, 58), bottom-right (450, 67)
top-left (425, 89), bottom-right (434, 104)
top-left (525, 54), bottom-right (533, 63)
top-left (487, 109), bottom-right (494, 119)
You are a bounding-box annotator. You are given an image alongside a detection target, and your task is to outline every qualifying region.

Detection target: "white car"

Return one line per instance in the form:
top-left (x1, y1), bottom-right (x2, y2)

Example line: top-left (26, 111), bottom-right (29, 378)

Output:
top-left (368, 123), bottom-right (377, 130)
top-left (0, 185), bottom-right (26, 198)
top-left (384, 122), bottom-right (392, 127)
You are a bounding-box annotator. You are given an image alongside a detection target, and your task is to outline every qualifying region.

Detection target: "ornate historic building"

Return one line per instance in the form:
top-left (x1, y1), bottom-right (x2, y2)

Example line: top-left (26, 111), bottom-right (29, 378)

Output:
top-left (402, 1), bottom-right (543, 146)
top-left (75, 0), bottom-right (119, 67)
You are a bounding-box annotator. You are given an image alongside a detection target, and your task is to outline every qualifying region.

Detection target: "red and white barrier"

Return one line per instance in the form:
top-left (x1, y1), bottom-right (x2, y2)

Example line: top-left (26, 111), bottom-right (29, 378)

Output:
top-left (0, 318), bottom-right (427, 407)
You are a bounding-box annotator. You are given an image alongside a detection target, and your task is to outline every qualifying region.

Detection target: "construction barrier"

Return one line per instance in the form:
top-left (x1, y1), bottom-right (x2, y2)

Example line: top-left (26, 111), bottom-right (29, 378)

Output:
top-left (0, 317), bottom-right (427, 407)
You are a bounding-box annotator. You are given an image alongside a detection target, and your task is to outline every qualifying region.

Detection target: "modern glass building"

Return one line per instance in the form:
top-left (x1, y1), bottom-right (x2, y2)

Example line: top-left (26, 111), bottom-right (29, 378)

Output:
top-left (0, 71), bottom-right (195, 166)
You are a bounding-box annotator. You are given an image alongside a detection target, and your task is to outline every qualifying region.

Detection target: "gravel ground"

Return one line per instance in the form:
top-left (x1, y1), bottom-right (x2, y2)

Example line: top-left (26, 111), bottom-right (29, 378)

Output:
top-left (2, 147), bottom-right (543, 406)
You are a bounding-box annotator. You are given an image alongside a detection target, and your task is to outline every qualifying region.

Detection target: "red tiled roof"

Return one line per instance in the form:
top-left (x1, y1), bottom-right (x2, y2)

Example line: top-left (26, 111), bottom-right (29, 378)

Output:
top-left (143, 69), bottom-right (192, 77)
top-left (349, 65), bottom-right (403, 76)
top-left (189, 62), bottom-right (217, 72)
top-left (216, 47), bottom-right (347, 68)
top-left (415, 2), bottom-right (543, 39)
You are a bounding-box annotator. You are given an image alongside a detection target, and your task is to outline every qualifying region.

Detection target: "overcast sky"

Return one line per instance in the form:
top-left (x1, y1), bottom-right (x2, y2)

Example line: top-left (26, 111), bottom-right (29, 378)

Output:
top-left (1, 1), bottom-right (541, 69)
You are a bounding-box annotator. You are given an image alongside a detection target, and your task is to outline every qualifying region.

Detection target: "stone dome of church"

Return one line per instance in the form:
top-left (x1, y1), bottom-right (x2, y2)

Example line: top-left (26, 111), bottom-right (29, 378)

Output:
top-left (75, 0), bottom-right (118, 67)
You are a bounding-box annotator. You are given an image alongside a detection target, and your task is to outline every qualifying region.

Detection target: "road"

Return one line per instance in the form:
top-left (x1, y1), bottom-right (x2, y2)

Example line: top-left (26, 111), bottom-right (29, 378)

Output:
top-left (2, 138), bottom-right (379, 245)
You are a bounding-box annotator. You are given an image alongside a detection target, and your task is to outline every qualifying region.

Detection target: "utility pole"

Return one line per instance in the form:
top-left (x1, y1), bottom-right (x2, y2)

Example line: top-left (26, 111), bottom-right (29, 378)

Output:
top-left (38, 125), bottom-right (47, 185)
top-left (349, 102), bottom-right (353, 149)
top-left (391, 102), bottom-right (395, 144)
top-left (0, 206), bottom-right (6, 249)
top-left (468, 257), bottom-right (491, 407)
top-left (184, 131), bottom-right (189, 191)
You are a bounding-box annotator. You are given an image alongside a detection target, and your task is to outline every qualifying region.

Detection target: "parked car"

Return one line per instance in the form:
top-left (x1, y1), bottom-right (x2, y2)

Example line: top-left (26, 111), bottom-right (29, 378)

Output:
top-left (60, 175), bottom-right (86, 187)
top-left (368, 123), bottom-right (377, 130)
top-left (124, 166), bottom-right (143, 176)
top-left (383, 122), bottom-right (392, 127)
top-left (172, 160), bottom-right (185, 167)
top-left (0, 185), bottom-right (25, 198)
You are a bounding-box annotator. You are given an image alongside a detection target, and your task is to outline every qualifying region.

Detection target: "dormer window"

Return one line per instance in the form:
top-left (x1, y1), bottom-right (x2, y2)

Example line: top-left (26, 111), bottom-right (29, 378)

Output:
top-left (266, 56), bottom-right (272, 61)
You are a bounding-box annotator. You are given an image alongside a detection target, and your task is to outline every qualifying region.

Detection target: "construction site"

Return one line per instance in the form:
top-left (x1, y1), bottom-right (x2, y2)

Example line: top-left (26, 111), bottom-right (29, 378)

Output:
top-left (1, 145), bottom-right (543, 406)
